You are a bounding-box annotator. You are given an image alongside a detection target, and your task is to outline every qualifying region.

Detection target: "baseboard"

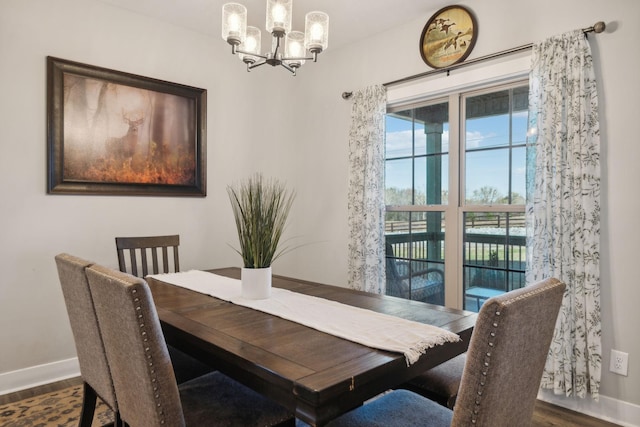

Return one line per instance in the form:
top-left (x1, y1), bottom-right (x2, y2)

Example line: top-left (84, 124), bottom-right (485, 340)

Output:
top-left (0, 357), bottom-right (80, 396)
top-left (538, 389), bottom-right (640, 427)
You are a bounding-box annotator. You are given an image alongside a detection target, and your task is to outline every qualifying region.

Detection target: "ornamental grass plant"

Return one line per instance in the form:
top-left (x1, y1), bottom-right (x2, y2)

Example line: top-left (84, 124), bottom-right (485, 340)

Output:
top-left (227, 174), bottom-right (295, 268)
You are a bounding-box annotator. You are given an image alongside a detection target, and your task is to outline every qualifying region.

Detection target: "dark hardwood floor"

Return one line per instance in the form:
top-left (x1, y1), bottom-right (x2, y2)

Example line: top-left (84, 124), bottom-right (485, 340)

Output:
top-left (0, 376), bottom-right (84, 405)
top-left (532, 400), bottom-right (620, 427)
top-left (0, 377), bottom-right (620, 426)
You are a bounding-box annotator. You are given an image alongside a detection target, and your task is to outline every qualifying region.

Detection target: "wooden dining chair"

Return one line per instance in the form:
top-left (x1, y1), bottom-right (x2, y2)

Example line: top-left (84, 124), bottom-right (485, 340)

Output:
top-left (115, 234), bottom-right (214, 384)
top-left (115, 234), bottom-right (180, 278)
top-left (85, 263), bottom-right (295, 427)
top-left (326, 277), bottom-right (566, 427)
top-left (54, 253), bottom-right (122, 427)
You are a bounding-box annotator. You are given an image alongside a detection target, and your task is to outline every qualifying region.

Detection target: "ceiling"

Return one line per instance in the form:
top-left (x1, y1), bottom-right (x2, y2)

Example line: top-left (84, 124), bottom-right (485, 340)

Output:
top-left (98, 0), bottom-right (450, 50)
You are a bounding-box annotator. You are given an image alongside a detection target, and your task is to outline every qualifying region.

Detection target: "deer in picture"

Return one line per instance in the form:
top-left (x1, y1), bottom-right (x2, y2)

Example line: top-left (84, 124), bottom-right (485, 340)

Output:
top-left (105, 110), bottom-right (145, 161)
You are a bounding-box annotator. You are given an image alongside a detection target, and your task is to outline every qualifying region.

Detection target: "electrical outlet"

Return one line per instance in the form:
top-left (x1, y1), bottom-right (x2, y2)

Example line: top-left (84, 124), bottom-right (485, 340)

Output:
top-left (610, 349), bottom-right (629, 376)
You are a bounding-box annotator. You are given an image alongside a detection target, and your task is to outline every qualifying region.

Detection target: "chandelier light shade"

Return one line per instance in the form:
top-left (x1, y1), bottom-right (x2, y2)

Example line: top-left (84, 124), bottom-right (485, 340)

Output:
top-left (285, 31), bottom-right (306, 68)
top-left (222, 0), bottom-right (329, 76)
top-left (238, 26), bottom-right (262, 64)
top-left (304, 11), bottom-right (329, 53)
top-left (266, 0), bottom-right (292, 35)
top-left (221, 3), bottom-right (247, 45)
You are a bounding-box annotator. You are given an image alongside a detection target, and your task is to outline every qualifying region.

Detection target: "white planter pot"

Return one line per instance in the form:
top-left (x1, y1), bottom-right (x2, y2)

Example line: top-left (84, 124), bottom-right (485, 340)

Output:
top-left (241, 267), bottom-right (272, 299)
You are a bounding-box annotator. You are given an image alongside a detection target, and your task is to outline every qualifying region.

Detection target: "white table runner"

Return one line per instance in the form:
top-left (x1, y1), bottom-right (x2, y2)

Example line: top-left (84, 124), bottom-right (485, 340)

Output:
top-left (148, 270), bottom-right (460, 365)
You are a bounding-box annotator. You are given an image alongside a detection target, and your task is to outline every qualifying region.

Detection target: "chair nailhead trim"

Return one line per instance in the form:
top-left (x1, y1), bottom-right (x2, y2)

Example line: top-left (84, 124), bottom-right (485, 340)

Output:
top-left (470, 306), bottom-right (502, 424)
top-left (131, 285), bottom-right (166, 425)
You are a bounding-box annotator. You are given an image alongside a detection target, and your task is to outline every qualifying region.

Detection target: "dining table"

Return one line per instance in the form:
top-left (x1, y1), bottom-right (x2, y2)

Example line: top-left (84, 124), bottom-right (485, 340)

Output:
top-left (146, 267), bottom-right (477, 426)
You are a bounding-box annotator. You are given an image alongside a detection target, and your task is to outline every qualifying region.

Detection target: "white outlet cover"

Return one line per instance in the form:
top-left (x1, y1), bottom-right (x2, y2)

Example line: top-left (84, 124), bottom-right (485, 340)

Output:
top-left (610, 349), bottom-right (629, 376)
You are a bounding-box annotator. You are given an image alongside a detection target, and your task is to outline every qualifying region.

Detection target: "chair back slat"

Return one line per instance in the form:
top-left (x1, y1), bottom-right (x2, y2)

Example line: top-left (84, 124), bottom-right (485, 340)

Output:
top-left (115, 235), bottom-right (180, 277)
top-left (451, 278), bottom-right (565, 427)
top-left (129, 250), bottom-right (139, 276)
top-left (86, 264), bottom-right (185, 427)
top-left (173, 246), bottom-right (180, 272)
top-left (161, 246), bottom-right (169, 273)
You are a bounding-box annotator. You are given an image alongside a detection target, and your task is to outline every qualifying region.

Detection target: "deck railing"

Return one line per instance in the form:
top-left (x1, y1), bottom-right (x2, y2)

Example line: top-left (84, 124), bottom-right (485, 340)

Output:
top-left (385, 231), bottom-right (526, 294)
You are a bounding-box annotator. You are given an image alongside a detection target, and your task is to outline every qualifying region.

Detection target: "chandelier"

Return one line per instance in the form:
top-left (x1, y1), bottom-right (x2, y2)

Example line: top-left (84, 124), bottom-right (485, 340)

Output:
top-left (222, 0), bottom-right (329, 76)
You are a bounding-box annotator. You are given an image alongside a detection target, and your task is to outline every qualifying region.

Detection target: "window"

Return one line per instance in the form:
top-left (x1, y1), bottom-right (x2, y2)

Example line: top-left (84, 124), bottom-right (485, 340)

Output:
top-left (385, 81), bottom-right (528, 312)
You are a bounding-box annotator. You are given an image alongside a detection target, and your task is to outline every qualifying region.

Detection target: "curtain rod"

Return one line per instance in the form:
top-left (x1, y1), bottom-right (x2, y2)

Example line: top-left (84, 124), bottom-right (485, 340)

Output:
top-left (341, 21), bottom-right (606, 100)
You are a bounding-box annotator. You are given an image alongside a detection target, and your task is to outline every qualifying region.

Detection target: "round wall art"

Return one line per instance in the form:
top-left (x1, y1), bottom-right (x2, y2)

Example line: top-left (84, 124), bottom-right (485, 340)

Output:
top-left (419, 5), bottom-right (477, 69)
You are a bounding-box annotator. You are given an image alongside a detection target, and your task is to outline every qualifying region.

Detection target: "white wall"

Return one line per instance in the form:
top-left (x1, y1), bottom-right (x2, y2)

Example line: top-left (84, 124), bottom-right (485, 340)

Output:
top-left (0, 0), bottom-right (296, 383)
top-left (1, 0), bottom-right (639, 423)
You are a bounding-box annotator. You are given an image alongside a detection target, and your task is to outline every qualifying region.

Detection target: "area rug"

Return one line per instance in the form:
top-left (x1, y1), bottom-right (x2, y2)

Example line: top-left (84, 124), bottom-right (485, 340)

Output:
top-left (0, 385), bottom-right (114, 427)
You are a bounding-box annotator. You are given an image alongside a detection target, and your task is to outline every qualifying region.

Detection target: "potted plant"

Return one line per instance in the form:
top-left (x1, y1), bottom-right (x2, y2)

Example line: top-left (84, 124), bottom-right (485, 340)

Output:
top-left (227, 173), bottom-right (295, 299)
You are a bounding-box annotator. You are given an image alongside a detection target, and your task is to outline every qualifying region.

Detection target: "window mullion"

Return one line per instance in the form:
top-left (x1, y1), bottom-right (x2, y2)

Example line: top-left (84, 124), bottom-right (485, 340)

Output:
top-left (444, 93), bottom-right (461, 309)
top-left (508, 87), bottom-right (514, 204)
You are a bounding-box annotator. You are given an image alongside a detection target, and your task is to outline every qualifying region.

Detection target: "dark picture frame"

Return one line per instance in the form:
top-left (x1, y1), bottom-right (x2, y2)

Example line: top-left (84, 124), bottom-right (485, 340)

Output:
top-left (419, 5), bottom-right (478, 69)
top-left (47, 56), bottom-right (206, 196)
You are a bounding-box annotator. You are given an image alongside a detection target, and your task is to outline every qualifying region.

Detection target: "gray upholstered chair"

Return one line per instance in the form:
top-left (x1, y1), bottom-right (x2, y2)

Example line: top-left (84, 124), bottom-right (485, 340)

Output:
top-left (326, 277), bottom-right (565, 427)
top-left (115, 234), bottom-right (213, 384)
top-left (86, 264), bottom-right (294, 427)
top-left (54, 253), bottom-right (122, 427)
top-left (401, 352), bottom-right (466, 409)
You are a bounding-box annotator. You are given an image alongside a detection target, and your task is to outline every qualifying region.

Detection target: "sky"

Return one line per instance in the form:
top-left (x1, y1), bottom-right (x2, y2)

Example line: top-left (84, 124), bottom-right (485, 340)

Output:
top-left (385, 109), bottom-right (528, 203)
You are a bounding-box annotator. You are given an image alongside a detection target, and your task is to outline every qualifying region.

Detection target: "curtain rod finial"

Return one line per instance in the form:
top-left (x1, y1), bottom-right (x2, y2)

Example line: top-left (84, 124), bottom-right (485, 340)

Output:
top-left (593, 21), bottom-right (606, 33)
top-left (342, 91), bottom-right (353, 100)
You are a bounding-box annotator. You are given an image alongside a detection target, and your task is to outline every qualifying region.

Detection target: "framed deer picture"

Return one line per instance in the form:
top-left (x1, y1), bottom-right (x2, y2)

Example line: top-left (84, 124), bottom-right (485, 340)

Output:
top-left (46, 56), bottom-right (206, 196)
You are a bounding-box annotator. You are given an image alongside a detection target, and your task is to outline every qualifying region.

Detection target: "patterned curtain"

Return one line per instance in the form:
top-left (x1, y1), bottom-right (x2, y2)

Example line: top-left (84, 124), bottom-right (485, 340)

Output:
top-left (526, 30), bottom-right (601, 399)
top-left (347, 85), bottom-right (387, 294)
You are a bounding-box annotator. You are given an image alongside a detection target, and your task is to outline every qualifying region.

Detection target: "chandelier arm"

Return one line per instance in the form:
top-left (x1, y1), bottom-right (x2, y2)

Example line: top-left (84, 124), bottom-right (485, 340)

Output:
top-left (280, 62), bottom-right (296, 76)
top-left (280, 62), bottom-right (296, 74)
top-left (235, 48), bottom-right (268, 60)
top-left (281, 56), bottom-right (314, 61)
top-left (247, 60), bottom-right (268, 70)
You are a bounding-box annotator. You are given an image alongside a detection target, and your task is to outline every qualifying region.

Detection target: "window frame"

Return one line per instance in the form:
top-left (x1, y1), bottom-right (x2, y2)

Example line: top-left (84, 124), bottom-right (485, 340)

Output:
top-left (384, 78), bottom-right (529, 310)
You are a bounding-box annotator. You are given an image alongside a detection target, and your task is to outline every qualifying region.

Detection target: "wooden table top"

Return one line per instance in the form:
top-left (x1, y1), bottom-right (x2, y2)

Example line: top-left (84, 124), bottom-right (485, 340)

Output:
top-left (147, 267), bottom-right (477, 426)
